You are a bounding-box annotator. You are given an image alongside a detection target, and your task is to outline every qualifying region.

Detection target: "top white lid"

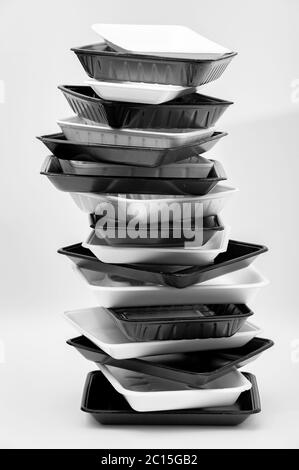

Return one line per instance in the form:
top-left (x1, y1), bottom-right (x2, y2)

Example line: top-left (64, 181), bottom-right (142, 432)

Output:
top-left (91, 24), bottom-right (232, 59)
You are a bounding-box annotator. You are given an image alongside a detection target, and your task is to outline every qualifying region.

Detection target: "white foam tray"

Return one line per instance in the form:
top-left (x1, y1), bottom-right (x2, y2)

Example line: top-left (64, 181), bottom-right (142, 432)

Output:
top-left (92, 24), bottom-right (231, 60)
top-left (97, 364), bottom-right (251, 412)
top-left (70, 184), bottom-right (238, 221)
top-left (57, 115), bottom-right (214, 148)
top-left (86, 78), bottom-right (195, 104)
top-left (64, 306), bottom-right (262, 359)
top-left (59, 154), bottom-right (213, 178)
top-left (83, 227), bottom-right (230, 265)
top-left (74, 266), bottom-right (268, 308)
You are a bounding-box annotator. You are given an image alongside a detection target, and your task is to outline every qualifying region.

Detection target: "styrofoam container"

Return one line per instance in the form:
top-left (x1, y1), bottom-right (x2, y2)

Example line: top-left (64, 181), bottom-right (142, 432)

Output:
top-left (92, 25), bottom-right (232, 60)
top-left (96, 364), bottom-right (251, 412)
top-left (74, 265), bottom-right (268, 308)
top-left (83, 226), bottom-right (230, 265)
top-left (59, 155), bottom-right (213, 178)
top-left (86, 78), bottom-right (195, 104)
top-left (70, 184), bottom-right (238, 221)
top-left (57, 116), bottom-right (215, 148)
top-left (64, 306), bottom-right (262, 359)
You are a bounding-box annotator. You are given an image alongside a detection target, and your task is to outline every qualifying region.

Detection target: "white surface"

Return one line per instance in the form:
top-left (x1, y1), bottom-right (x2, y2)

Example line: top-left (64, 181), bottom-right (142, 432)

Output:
top-left (74, 266), bottom-right (268, 307)
top-left (64, 307), bottom-right (261, 359)
top-left (83, 227), bottom-right (229, 265)
top-left (59, 154), bottom-right (213, 177)
top-left (91, 24), bottom-right (231, 59)
top-left (58, 115), bottom-right (215, 148)
top-left (86, 78), bottom-right (195, 104)
top-left (97, 365), bottom-right (251, 412)
top-left (70, 185), bottom-right (238, 220)
top-left (1, 0), bottom-right (299, 450)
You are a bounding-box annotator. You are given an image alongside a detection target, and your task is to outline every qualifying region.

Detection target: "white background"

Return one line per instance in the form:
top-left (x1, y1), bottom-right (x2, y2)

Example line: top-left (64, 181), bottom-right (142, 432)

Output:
top-left (0, 0), bottom-right (299, 449)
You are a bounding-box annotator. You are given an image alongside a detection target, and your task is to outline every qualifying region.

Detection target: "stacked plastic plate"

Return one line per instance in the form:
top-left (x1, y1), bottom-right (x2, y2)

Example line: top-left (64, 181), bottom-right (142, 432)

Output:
top-left (39, 24), bottom-right (273, 426)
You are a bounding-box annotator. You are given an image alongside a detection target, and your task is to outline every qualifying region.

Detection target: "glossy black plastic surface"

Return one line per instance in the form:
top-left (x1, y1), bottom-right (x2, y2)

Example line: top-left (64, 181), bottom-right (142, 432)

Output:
top-left (106, 303), bottom-right (253, 341)
top-left (68, 335), bottom-right (273, 387)
top-left (81, 371), bottom-right (260, 425)
top-left (72, 43), bottom-right (237, 87)
top-left (41, 155), bottom-right (226, 195)
top-left (37, 132), bottom-right (227, 167)
top-left (58, 240), bottom-right (268, 288)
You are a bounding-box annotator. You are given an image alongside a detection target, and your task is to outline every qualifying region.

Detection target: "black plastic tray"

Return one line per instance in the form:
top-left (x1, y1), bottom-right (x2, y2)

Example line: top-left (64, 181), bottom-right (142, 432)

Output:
top-left (81, 371), bottom-right (259, 425)
top-left (104, 304), bottom-right (253, 341)
top-left (41, 155), bottom-right (226, 195)
top-left (72, 43), bottom-right (237, 87)
top-left (68, 335), bottom-right (273, 387)
top-left (89, 214), bottom-right (224, 247)
top-left (37, 132), bottom-right (227, 167)
top-left (59, 85), bottom-right (232, 129)
top-left (58, 240), bottom-right (268, 288)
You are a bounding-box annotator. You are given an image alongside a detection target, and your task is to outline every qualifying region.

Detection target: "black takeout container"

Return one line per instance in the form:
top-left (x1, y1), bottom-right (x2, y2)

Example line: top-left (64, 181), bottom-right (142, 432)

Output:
top-left (58, 85), bottom-right (232, 129)
top-left (81, 370), bottom-right (260, 425)
top-left (68, 336), bottom-right (273, 387)
top-left (37, 132), bottom-right (227, 167)
top-left (41, 155), bottom-right (226, 195)
top-left (103, 303), bottom-right (253, 341)
top-left (72, 43), bottom-right (237, 87)
top-left (58, 240), bottom-right (268, 288)
top-left (89, 214), bottom-right (224, 247)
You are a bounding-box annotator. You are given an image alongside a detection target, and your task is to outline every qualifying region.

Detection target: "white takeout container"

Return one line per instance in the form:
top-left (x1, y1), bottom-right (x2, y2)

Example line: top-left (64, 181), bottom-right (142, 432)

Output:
top-left (83, 227), bottom-right (230, 265)
top-left (70, 185), bottom-right (238, 221)
top-left (57, 116), bottom-right (215, 148)
top-left (86, 78), bottom-right (196, 104)
top-left (73, 266), bottom-right (268, 308)
top-left (91, 24), bottom-right (232, 60)
top-left (59, 155), bottom-right (213, 178)
top-left (97, 364), bottom-right (251, 412)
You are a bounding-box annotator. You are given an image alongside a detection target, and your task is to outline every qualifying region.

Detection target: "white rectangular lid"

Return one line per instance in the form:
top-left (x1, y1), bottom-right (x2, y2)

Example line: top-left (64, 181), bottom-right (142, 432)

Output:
top-left (91, 24), bottom-right (232, 59)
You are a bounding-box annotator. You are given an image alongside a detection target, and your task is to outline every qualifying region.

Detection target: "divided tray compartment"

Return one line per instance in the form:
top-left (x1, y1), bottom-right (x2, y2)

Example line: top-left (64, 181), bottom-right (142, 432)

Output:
top-left (89, 214), bottom-right (224, 247)
top-left (58, 85), bottom-right (233, 129)
top-left (72, 43), bottom-right (237, 87)
top-left (58, 240), bottom-right (268, 289)
top-left (58, 155), bottom-right (214, 178)
top-left (67, 334), bottom-right (273, 386)
top-left (41, 155), bottom-right (226, 195)
top-left (81, 371), bottom-right (260, 425)
top-left (104, 304), bottom-right (253, 341)
top-left (37, 131), bottom-right (227, 167)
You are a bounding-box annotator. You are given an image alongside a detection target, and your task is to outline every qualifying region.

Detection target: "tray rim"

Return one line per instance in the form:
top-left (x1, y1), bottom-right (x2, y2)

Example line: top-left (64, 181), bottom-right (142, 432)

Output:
top-left (80, 370), bottom-right (260, 416)
top-left (58, 84), bottom-right (234, 107)
top-left (71, 42), bottom-right (238, 64)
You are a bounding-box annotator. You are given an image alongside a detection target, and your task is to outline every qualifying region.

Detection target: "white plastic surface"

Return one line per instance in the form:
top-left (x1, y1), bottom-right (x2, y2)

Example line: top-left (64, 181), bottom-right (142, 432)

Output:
top-left (64, 306), bottom-right (262, 359)
top-left (70, 185), bottom-right (238, 220)
top-left (97, 364), bottom-right (251, 412)
top-left (83, 227), bottom-right (230, 265)
top-left (59, 155), bottom-right (213, 178)
top-left (74, 266), bottom-right (269, 308)
top-left (57, 116), bottom-right (215, 148)
top-left (91, 24), bottom-right (231, 59)
top-left (86, 78), bottom-right (195, 104)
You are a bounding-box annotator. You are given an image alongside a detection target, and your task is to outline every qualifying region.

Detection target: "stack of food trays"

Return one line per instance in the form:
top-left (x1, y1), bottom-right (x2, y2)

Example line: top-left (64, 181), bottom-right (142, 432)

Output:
top-left (39, 24), bottom-right (273, 426)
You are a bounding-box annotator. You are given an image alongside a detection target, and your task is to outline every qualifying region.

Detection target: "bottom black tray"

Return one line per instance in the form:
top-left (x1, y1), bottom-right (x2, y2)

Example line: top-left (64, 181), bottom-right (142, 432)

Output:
top-left (81, 371), bottom-right (260, 426)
